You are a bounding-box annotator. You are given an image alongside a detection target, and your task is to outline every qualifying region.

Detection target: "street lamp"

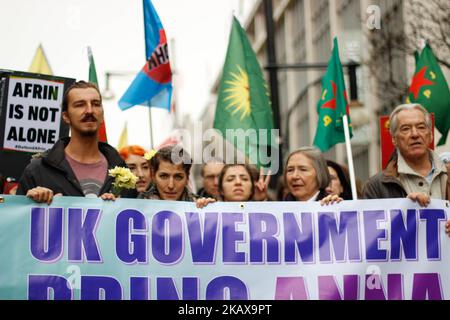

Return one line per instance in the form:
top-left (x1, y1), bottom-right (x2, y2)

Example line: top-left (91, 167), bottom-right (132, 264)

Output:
top-left (101, 71), bottom-right (136, 101)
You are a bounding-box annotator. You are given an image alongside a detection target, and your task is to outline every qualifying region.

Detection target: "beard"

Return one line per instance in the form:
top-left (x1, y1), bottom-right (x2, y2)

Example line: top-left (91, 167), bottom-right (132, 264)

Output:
top-left (70, 122), bottom-right (99, 137)
top-left (79, 128), bottom-right (98, 137)
top-left (75, 116), bottom-right (101, 137)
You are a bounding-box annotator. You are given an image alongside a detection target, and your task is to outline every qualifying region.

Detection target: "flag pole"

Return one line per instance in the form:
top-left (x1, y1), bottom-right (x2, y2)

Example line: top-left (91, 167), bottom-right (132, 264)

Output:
top-left (148, 107), bottom-right (154, 148)
top-left (343, 114), bottom-right (358, 200)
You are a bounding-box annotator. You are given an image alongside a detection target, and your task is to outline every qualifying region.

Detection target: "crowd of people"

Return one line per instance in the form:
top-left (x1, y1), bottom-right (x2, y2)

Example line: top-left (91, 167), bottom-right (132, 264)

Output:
top-left (14, 80), bottom-right (450, 235)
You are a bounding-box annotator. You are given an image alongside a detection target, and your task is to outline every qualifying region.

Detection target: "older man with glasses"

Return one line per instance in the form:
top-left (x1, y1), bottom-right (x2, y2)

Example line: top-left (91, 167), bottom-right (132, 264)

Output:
top-left (363, 103), bottom-right (450, 235)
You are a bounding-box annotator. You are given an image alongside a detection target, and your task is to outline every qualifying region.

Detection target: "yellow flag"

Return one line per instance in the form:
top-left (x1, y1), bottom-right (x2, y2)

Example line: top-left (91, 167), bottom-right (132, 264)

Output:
top-left (117, 123), bottom-right (128, 150)
top-left (28, 44), bottom-right (53, 75)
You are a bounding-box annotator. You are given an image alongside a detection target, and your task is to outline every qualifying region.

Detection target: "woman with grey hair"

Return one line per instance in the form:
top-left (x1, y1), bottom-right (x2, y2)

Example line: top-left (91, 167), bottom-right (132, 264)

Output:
top-left (283, 147), bottom-right (339, 203)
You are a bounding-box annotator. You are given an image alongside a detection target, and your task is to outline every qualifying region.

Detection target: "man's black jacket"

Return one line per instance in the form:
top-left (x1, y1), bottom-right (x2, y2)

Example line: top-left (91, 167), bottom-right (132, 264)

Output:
top-left (17, 137), bottom-right (137, 198)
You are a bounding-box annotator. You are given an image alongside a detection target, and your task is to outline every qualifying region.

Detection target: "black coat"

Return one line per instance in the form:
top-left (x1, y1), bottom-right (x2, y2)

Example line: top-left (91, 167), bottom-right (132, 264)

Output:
top-left (17, 137), bottom-right (137, 198)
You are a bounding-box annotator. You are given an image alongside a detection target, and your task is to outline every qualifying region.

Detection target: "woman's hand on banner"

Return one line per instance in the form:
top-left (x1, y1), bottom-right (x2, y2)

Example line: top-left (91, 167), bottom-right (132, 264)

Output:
top-left (195, 197), bottom-right (216, 209)
top-left (320, 194), bottom-right (343, 206)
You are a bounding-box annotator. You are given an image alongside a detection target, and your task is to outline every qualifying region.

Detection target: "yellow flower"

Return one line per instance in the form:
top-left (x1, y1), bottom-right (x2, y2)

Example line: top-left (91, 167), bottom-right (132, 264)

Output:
top-left (144, 149), bottom-right (157, 161)
top-left (108, 166), bottom-right (128, 178)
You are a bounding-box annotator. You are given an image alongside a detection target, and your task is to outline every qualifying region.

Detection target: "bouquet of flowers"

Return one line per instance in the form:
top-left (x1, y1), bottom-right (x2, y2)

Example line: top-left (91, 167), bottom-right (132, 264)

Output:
top-left (108, 166), bottom-right (138, 197)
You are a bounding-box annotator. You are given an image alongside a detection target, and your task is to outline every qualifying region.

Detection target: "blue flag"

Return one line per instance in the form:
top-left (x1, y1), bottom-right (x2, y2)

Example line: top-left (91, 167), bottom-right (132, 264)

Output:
top-left (119, 0), bottom-right (172, 111)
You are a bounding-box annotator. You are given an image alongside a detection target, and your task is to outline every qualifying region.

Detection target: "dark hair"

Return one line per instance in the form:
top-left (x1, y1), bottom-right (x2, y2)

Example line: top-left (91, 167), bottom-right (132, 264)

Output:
top-left (326, 160), bottom-right (353, 200)
top-left (276, 175), bottom-right (288, 201)
top-left (150, 145), bottom-right (192, 176)
top-left (247, 164), bottom-right (260, 181)
top-left (218, 164), bottom-right (255, 201)
top-left (62, 80), bottom-right (101, 112)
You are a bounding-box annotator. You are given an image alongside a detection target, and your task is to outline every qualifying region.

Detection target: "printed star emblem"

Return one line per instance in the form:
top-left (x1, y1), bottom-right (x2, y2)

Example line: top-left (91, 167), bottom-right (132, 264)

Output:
top-left (409, 66), bottom-right (434, 100)
top-left (322, 81), bottom-right (337, 110)
top-left (323, 115), bottom-right (332, 127)
top-left (321, 80), bottom-right (349, 116)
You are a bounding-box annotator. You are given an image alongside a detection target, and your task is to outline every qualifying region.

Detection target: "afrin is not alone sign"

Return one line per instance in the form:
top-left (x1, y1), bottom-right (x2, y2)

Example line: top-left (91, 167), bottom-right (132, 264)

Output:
top-left (4, 76), bottom-right (64, 152)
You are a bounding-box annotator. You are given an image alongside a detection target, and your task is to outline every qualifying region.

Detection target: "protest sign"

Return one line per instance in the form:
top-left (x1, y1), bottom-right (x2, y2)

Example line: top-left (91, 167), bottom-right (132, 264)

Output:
top-left (0, 70), bottom-right (74, 179)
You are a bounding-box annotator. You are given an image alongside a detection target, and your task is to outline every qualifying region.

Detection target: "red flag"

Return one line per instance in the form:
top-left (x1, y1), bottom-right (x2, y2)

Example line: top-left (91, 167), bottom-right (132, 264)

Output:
top-left (88, 46), bottom-right (108, 143)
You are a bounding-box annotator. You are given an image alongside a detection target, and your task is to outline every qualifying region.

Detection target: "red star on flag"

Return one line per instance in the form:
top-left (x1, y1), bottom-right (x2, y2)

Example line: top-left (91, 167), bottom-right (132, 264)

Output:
top-left (409, 66), bottom-right (434, 100)
top-left (322, 81), bottom-right (337, 110)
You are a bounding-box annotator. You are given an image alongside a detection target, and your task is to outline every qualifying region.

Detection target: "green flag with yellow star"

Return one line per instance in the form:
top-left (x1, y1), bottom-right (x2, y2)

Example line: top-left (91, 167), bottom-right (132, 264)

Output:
top-left (406, 44), bottom-right (450, 146)
top-left (313, 37), bottom-right (352, 152)
top-left (214, 16), bottom-right (274, 167)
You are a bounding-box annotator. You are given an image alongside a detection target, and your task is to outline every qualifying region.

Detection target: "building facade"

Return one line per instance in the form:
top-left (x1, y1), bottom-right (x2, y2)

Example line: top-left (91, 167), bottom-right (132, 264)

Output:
top-left (197, 0), bottom-right (449, 188)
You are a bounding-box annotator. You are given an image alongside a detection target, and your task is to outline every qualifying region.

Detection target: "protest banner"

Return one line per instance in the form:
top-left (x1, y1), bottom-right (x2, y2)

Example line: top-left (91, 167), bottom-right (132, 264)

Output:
top-left (0, 70), bottom-right (74, 180)
top-left (0, 196), bottom-right (449, 300)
